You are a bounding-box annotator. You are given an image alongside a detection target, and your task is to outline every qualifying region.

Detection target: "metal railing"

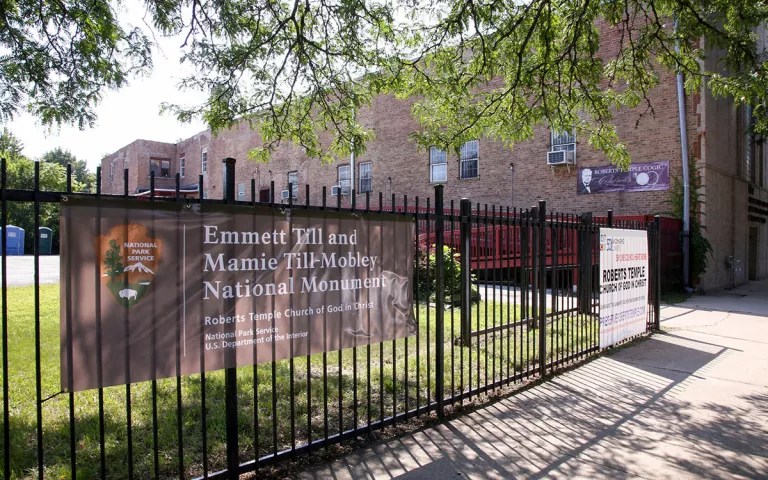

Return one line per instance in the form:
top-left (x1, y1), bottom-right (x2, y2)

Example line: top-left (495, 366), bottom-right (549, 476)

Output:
top-left (0, 158), bottom-right (661, 479)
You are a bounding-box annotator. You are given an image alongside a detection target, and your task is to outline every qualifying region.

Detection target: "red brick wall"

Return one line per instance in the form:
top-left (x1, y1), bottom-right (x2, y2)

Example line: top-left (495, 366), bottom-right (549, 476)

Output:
top-left (97, 25), bottom-right (768, 292)
top-left (101, 23), bottom-right (698, 219)
top-left (186, 87), bottom-right (693, 218)
top-left (101, 139), bottom-right (178, 195)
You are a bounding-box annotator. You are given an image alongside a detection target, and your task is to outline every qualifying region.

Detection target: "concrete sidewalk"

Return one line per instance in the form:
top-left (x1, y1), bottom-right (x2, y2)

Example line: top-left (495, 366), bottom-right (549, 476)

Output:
top-left (298, 281), bottom-right (768, 479)
top-left (0, 255), bottom-right (60, 286)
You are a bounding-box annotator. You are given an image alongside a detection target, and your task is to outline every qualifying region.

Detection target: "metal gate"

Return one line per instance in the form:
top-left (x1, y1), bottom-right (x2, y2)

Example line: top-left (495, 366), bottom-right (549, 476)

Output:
top-left (0, 158), bottom-right (660, 479)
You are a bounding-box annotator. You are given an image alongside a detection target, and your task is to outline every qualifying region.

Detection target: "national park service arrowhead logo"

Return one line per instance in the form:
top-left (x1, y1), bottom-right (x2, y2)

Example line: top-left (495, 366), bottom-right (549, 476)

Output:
top-left (99, 224), bottom-right (162, 309)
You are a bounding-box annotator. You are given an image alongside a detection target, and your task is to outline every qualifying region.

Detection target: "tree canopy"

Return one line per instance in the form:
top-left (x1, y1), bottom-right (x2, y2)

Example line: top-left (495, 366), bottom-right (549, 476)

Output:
top-left (0, 130), bottom-right (72, 253)
top-left (0, 128), bottom-right (24, 159)
top-left (0, 0), bottom-right (151, 129)
top-left (0, 130), bottom-right (93, 253)
top-left (2, 0), bottom-right (768, 168)
top-left (41, 148), bottom-right (96, 192)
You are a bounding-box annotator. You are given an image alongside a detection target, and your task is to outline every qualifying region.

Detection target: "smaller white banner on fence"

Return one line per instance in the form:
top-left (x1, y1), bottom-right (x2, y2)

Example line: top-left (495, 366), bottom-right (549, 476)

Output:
top-left (599, 228), bottom-right (649, 348)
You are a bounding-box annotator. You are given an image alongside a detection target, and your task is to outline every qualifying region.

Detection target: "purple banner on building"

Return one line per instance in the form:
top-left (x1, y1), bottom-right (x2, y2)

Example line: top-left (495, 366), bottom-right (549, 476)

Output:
top-left (577, 161), bottom-right (670, 195)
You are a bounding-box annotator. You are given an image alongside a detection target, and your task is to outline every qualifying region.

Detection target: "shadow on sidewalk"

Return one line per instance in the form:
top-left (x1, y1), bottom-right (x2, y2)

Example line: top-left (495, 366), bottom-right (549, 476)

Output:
top-left (505, 335), bottom-right (766, 479)
top-left (301, 333), bottom-right (768, 479)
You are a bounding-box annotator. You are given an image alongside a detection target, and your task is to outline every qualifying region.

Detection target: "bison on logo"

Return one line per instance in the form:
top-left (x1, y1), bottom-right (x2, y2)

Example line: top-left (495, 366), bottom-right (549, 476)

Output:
top-left (98, 224), bottom-right (162, 309)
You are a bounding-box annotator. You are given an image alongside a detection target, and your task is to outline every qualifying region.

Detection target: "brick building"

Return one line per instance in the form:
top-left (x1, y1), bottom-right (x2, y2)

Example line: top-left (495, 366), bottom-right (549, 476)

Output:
top-left (101, 27), bottom-right (768, 292)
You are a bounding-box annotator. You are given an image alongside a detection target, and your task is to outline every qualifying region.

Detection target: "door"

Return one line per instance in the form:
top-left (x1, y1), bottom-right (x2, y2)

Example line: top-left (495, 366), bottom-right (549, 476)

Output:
top-left (259, 187), bottom-right (270, 203)
top-left (748, 225), bottom-right (758, 281)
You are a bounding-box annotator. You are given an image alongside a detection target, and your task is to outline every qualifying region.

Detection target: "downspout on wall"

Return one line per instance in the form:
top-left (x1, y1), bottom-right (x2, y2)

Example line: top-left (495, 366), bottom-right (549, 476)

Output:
top-left (675, 19), bottom-right (693, 292)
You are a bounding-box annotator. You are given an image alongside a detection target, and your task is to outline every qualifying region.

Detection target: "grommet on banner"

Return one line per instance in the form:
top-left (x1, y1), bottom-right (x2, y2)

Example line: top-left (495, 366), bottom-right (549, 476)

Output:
top-left (62, 196), bottom-right (68, 202)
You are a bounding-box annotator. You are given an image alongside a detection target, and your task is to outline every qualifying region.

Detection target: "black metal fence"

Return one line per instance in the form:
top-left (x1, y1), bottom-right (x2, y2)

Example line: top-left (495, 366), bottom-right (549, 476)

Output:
top-left (0, 158), bottom-right (660, 479)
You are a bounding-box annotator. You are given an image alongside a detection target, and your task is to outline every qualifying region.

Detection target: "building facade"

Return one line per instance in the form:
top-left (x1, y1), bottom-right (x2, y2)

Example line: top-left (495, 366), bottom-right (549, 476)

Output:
top-left (101, 30), bottom-right (768, 291)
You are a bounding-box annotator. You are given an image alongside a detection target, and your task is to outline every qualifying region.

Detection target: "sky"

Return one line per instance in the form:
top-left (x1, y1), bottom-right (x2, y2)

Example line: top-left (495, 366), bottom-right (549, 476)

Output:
top-left (6, 5), bottom-right (208, 171)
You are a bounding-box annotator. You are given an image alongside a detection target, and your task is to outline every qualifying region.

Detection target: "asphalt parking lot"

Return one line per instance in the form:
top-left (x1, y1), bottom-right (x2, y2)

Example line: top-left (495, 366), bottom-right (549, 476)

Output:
top-left (0, 256), bottom-right (60, 287)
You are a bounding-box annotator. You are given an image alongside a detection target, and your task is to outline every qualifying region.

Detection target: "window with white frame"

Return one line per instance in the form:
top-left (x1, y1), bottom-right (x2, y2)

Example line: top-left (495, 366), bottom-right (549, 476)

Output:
top-left (237, 183), bottom-right (246, 201)
top-left (109, 161), bottom-right (114, 184)
top-left (430, 147), bottom-right (447, 183)
top-left (338, 165), bottom-right (351, 194)
top-left (201, 147), bottom-right (208, 173)
top-left (551, 130), bottom-right (576, 152)
top-left (459, 140), bottom-right (479, 179)
top-left (359, 162), bottom-right (372, 193)
top-left (288, 171), bottom-right (299, 199)
top-left (180, 156), bottom-right (185, 178)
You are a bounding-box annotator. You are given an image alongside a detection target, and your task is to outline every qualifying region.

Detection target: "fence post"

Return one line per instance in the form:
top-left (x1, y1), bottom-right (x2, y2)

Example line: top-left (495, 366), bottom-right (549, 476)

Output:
top-left (607, 209), bottom-right (613, 228)
top-left (434, 186), bottom-right (445, 418)
top-left (459, 199), bottom-right (472, 346)
top-left (222, 157), bottom-right (239, 479)
top-left (537, 201), bottom-right (547, 376)
top-left (578, 212), bottom-right (593, 315)
top-left (531, 206), bottom-right (539, 355)
top-left (654, 216), bottom-right (662, 330)
top-left (521, 210), bottom-right (530, 322)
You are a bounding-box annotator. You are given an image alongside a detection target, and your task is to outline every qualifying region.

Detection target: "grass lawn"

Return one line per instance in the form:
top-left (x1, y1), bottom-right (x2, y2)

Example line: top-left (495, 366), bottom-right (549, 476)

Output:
top-left (0, 285), bottom-right (598, 479)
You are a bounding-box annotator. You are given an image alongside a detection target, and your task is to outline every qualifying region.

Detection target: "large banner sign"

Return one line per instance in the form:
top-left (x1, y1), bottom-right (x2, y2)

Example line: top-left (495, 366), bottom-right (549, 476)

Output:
top-left (599, 228), bottom-right (649, 348)
top-left (577, 161), bottom-right (669, 194)
top-left (61, 198), bottom-right (416, 391)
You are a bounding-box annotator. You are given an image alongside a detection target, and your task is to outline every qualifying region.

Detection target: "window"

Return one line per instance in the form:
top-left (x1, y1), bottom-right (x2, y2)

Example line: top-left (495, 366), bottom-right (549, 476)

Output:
top-left (287, 171), bottom-right (299, 199)
top-left (150, 158), bottom-right (170, 178)
top-left (756, 139), bottom-right (765, 188)
top-left (109, 161), bottom-right (114, 184)
top-left (201, 147), bottom-right (208, 174)
top-left (746, 105), bottom-right (755, 184)
top-left (338, 164), bottom-right (351, 194)
top-left (237, 183), bottom-right (246, 201)
top-left (459, 140), bottom-right (479, 179)
top-left (551, 130), bottom-right (576, 152)
top-left (359, 162), bottom-right (372, 193)
top-left (430, 147), bottom-right (447, 183)
top-left (180, 156), bottom-right (185, 178)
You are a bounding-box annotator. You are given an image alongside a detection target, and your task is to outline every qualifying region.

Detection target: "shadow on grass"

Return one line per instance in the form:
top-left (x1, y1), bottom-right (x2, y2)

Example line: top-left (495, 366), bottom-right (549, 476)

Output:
top-left (0, 286), bottom-right (602, 479)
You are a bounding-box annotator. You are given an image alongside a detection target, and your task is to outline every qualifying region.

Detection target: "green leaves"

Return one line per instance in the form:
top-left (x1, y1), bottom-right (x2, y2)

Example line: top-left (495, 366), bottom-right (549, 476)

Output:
top-left (3, 0), bottom-right (768, 169)
top-left (158, 0), bottom-right (396, 163)
top-left (0, 129), bottom-right (78, 254)
top-left (0, 0), bottom-right (152, 129)
top-left (41, 148), bottom-right (96, 192)
top-left (662, 155), bottom-right (713, 279)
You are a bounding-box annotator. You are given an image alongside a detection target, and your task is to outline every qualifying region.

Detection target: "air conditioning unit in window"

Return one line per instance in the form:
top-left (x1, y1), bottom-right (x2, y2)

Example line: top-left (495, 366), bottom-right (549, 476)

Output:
top-left (547, 149), bottom-right (575, 166)
top-left (281, 189), bottom-right (291, 200)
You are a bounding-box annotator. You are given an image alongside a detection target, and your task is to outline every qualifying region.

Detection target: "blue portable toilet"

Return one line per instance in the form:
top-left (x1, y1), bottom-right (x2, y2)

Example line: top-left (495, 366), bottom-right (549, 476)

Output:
top-left (0, 226), bottom-right (25, 255)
